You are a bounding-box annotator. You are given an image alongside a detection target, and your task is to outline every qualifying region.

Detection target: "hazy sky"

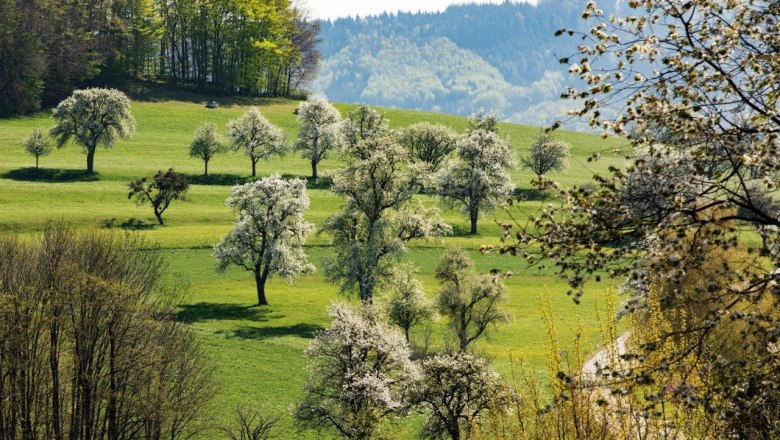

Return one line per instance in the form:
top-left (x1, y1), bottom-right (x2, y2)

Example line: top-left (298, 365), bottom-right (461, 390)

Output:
top-left (308, 0), bottom-right (530, 21)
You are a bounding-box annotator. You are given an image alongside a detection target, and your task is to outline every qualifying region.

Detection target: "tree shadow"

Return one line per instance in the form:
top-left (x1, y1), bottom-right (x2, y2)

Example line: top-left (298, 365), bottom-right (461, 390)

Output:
top-left (120, 81), bottom-right (292, 107)
top-left (231, 323), bottom-right (324, 340)
top-left (450, 224), bottom-right (478, 237)
top-left (176, 302), bottom-right (280, 324)
top-left (186, 173), bottom-right (247, 186)
top-left (280, 174), bottom-right (332, 190)
top-left (103, 218), bottom-right (156, 230)
top-left (2, 168), bottom-right (99, 182)
top-left (514, 187), bottom-right (548, 202)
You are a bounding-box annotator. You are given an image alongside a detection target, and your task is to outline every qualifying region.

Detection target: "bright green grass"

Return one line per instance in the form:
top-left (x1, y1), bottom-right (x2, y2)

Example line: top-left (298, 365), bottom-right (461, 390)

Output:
top-left (0, 92), bottom-right (628, 438)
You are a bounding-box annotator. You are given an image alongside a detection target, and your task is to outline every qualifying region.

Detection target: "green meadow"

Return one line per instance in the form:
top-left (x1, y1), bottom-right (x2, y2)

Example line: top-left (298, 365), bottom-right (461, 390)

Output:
top-left (0, 91), bottom-right (630, 437)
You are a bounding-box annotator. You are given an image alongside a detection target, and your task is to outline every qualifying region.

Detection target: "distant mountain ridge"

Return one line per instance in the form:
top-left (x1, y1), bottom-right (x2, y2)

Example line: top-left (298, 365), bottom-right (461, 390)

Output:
top-left (312, 0), bottom-right (619, 128)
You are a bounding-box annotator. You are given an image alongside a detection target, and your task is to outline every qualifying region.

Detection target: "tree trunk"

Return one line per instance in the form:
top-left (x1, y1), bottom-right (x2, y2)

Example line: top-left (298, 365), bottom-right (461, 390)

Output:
top-left (204, 160), bottom-right (209, 176)
top-left (35, 155), bottom-right (39, 170)
top-left (255, 273), bottom-right (268, 306)
top-left (86, 147), bottom-right (96, 174)
top-left (311, 160), bottom-right (317, 179)
top-left (251, 159), bottom-right (257, 177)
top-left (154, 210), bottom-right (164, 226)
top-left (107, 331), bottom-right (117, 440)
top-left (50, 319), bottom-right (62, 440)
top-left (469, 208), bottom-right (479, 235)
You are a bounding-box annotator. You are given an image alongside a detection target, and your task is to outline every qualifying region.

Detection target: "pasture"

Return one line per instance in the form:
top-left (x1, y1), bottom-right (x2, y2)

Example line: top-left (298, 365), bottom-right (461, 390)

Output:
top-left (0, 90), bottom-right (628, 437)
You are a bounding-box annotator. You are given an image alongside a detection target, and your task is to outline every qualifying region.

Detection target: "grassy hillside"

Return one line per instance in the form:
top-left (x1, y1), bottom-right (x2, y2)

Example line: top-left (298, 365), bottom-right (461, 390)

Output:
top-left (0, 93), bottom-right (629, 438)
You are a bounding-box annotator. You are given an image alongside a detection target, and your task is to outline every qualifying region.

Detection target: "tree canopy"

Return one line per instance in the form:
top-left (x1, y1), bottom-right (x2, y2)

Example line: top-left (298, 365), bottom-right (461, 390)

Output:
top-left (507, 0), bottom-right (780, 435)
top-left (50, 88), bottom-right (136, 173)
top-left (214, 176), bottom-right (315, 306)
top-left (294, 98), bottom-right (343, 179)
top-left (227, 108), bottom-right (287, 177)
top-left (438, 128), bottom-right (514, 235)
top-left (0, 0), bottom-right (320, 116)
top-left (323, 136), bottom-right (451, 302)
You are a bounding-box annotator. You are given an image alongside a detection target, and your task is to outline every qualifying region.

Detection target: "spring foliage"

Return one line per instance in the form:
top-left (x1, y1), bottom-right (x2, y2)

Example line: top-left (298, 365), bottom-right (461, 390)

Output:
top-left (382, 263), bottom-right (433, 342)
top-left (22, 128), bottom-right (52, 169)
top-left (214, 176), bottom-right (314, 306)
top-left (411, 352), bottom-right (509, 440)
top-left (127, 169), bottom-right (190, 226)
top-left (520, 130), bottom-right (570, 178)
top-left (0, 227), bottom-right (212, 440)
top-left (400, 122), bottom-right (459, 173)
top-left (294, 97), bottom-right (343, 179)
top-left (227, 108), bottom-right (287, 177)
top-left (293, 302), bottom-right (419, 439)
top-left (189, 123), bottom-right (225, 176)
top-left (323, 135), bottom-right (451, 302)
top-left (50, 88), bottom-right (136, 173)
top-left (435, 248), bottom-right (509, 351)
top-left (507, 0), bottom-right (780, 435)
top-left (438, 126), bottom-right (514, 235)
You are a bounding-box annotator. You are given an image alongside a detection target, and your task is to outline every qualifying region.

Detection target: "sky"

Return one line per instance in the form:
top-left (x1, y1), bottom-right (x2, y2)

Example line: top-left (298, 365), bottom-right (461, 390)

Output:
top-left (307, 0), bottom-right (530, 21)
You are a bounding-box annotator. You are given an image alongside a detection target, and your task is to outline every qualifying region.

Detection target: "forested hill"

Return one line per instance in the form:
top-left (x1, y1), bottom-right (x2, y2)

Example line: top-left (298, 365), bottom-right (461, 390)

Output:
top-left (313, 0), bottom-right (619, 127)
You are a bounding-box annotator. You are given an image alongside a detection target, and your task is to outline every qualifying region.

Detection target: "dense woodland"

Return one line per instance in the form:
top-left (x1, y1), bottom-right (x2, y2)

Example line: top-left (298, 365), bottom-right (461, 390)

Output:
top-left (0, 0), bottom-right (320, 117)
top-left (314, 0), bottom-right (620, 127)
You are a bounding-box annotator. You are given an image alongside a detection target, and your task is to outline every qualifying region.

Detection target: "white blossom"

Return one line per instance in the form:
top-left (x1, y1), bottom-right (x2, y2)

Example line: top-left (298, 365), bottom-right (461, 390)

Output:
top-left (214, 176), bottom-right (314, 305)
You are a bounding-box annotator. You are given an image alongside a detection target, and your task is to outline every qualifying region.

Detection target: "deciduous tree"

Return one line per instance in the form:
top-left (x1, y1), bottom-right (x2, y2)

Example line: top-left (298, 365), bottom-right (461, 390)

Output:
top-left (227, 108), bottom-right (287, 177)
top-left (383, 263), bottom-right (433, 342)
top-left (411, 352), bottom-right (509, 440)
top-left (22, 127), bottom-right (52, 170)
top-left (128, 168), bottom-right (189, 225)
top-left (438, 129), bottom-right (514, 235)
top-left (323, 136), bottom-right (451, 303)
top-left (520, 130), bottom-right (569, 179)
top-left (189, 122), bottom-right (224, 176)
top-left (435, 247), bottom-right (509, 351)
top-left (294, 98), bottom-right (342, 179)
top-left (50, 88), bottom-right (136, 173)
top-left (0, 226), bottom-right (213, 440)
top-left (400, 122), bottom-right (458, 173)
top-left (508, 0), bottom-right (780, 435)
top-left (293, 302), bottom-right (419, 439)
top-left (214, 176), bottom-right (315, 306)
top-left (341, 104), bottom-right (390, 149)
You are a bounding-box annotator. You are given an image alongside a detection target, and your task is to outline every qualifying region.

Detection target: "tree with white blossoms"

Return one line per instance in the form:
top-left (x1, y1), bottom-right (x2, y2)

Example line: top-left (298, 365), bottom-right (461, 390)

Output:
top-left (436, 247), bottom-right (509, 352)
top-left (50, 88), bottom-right (135, 173)
top-left (438, 128), bottom-right (514, 235)
top-left (341, 104), bottom-right (390, 149)
top-left (293, 302), bottom-right (419, 440)
top-left (322, 136), bottom-right (451, 303)
top-left (467, 109), bottom-right (500, 134)
top-left (294, 97), bottom-right (342, 179)
top-left (383, 263), bottom-right (433, 342)
top-left (214, 176), bottom-right (314, 306)
top-left (22, 127), bottom-right (52, 170)
top-left (190, 122), bottom-right (224, 177)
top-left (400, 122), bottom-right (458, 173)
top-left (227, 107), bottom-right (287, 177)
top-left (410, 352), bottom-right (510, 440)
top-left (520, 130), bottom-right (570, 180)
top-left (504, 0), bottom-right (780, 434)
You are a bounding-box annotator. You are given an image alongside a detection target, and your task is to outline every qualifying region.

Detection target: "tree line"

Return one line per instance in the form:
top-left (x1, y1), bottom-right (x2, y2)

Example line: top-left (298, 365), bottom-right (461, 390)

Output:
top-left (0, 0), bottom-right (319, 117)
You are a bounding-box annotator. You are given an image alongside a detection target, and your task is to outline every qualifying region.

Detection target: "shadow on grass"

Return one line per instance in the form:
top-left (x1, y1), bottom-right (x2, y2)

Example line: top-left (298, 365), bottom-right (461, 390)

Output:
top-left (176, 302), bottom-right (279, 324)
top-left (186, 173), bottom-right (247, 186)
top-left (450, 224), bottom-right (479, 237)
top-left (120, 81), bottom-right (296, 107)
top-left (514, 187), bottom-right (549, 202)
top-left (280, 174), bottom-right (332, 190)
top-left (232, 323), bottom-right (324, 340)
top-left (103, 218), bottom-right (156, 230)
top-left (2, 168), bottom-right (99, 182)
